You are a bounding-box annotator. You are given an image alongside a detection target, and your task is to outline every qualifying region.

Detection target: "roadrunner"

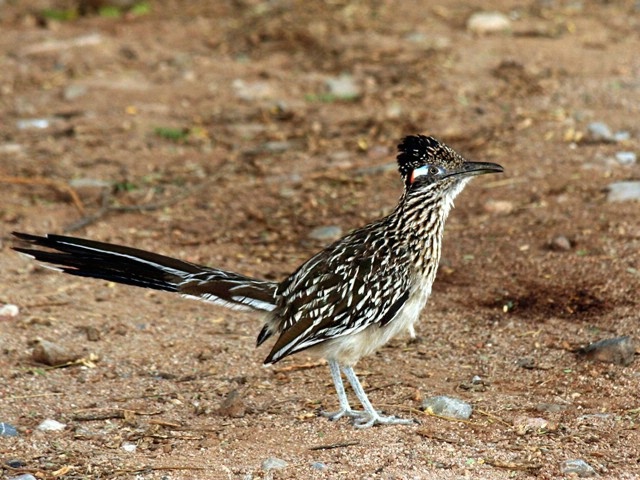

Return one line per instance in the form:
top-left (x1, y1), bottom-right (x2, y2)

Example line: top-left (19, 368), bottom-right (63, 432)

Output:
top-left (13, 135), bottom-right (503, 428)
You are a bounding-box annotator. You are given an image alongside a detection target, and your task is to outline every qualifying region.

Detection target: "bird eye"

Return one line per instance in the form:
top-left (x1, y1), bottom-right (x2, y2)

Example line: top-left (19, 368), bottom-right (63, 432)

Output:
top-left (410, 164), bottom-right (442, 184)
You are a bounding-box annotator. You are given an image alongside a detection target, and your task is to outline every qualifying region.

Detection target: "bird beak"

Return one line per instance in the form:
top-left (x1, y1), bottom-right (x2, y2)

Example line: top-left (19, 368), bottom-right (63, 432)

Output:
top-left (446, 161), bottom-right (504, 179)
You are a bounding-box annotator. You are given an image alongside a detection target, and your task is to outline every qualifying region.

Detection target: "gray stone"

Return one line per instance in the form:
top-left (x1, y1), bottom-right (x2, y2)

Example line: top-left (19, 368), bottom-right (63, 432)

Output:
top-left (63, 84), bottom-right (88, 101)
top-left (262, 457), bottom-right (288, 471)
top-left (549, 235), bottom-right (572, 251)
top-left (467, 12), bottom-right (511, 34)
top-left (614, 151), bottom-right (637, 165)
top-left (232, 79), bottom-right (274, 101)
top-left (309, 225), bottom-right (343, 241)
top-left (261, 141), bottom-right (293, 153)
top-left (535, 403), bottom-right (568, 413)
top-left (0, 422), bottom-right (18, 437)
top-left (311, 462), bottom-right (327, 471)
top-left (8, 475), bottom-right (37, 480)
top-left (325, 74), bottom-right (361, 99)
top-left (32, 339), bottom-right (78, 366)
top-left (36, 419), bottom-right (66, 432)
top-left (579, 336), bottom-right (635, 366)
top-left (613, 131), bottom-right (631, 142)
top-left (607, 181), bottom-right (640, 202)
top-left (421, 395), bottom-right (472, 420)
top-left (560, 459), bottom-right (596, 477)
top-left (586, 121), bottom-right (614, 142)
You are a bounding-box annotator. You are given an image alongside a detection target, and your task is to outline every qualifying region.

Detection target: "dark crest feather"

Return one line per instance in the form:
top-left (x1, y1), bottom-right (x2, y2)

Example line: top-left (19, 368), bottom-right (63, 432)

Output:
top-left (396, 135), bottom-right (443, 177)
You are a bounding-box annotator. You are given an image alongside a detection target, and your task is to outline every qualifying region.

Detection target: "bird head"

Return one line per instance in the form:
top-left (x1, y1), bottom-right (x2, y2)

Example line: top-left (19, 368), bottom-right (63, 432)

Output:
top-left (397, 135), bottom-right (503, 193)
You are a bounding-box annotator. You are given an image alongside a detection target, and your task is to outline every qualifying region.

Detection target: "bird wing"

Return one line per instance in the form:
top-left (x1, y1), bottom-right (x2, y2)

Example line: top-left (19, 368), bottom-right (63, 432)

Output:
top-left (264, 235), bottom-right (411, 363)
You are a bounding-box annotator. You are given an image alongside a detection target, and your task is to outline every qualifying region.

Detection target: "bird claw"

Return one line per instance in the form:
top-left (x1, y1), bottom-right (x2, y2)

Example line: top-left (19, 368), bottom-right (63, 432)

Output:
top-left (322, 408), bottom-right (415, 428)
top-left (321, 408), bottom-right (366, 421)
top-left (354, 413), bottom-right (416, 429)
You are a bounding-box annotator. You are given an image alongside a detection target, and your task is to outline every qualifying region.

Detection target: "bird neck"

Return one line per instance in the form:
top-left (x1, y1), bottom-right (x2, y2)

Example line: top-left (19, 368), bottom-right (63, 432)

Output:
top-left (391, 180), bottom-right (468, 277)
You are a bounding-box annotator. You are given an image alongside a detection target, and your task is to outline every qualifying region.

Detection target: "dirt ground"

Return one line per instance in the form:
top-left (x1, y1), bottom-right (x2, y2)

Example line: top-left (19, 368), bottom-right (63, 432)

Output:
top-left (1, 1), bottom-right (639, 479)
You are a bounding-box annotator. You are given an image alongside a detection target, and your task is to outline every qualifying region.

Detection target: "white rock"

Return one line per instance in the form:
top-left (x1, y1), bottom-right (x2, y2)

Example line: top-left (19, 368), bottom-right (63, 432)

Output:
top-left (0, 304), bottom-right (20, 317)
top-left (483, 199), bottom-right (515, 214)
top-left (422, 395), bottom-right (472, 420)
top-left (308, 225), bottom-right (343, 241)
top-left (467, 12), bottom-right (511, 34)
top-left (560, 459), bottom-right (596, 477)
top-left (614, 151), bottom-right (636, 165)
top-left (36, 419), bottom-right (66, 432)
top-left (122, 442), bottom-right (137, 453)
top-left (232, 79), bottom-right (274, 101)
top-left (262, 457), bottom-right (288, 471)
top-left (325, 74), bottom-right (361, 99)
top-left (607, 181), bottom-right (640, 202)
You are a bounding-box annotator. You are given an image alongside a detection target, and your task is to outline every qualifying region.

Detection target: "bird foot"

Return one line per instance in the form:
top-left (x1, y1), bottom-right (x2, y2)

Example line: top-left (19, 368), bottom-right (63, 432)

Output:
top-left (353, 413), bottom-right (416, 429)
top-left (321, 408), bottom-right (365, 421)
top-left (322, 408), bottom-right (415, 428)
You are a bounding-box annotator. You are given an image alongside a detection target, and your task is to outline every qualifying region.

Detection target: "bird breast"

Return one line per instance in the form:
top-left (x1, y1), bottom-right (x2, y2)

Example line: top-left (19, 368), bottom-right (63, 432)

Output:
top-left (315, 279), bottom-right (432, 366)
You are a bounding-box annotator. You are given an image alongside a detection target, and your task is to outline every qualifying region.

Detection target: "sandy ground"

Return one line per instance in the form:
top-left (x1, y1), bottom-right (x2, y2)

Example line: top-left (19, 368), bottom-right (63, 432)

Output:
top-left (1, 1), bottom-right (639, 479)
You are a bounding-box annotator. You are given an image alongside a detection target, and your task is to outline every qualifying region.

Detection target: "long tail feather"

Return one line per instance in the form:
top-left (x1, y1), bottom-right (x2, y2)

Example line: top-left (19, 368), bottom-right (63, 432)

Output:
top-left (12, 232), bottom-right (277, 312)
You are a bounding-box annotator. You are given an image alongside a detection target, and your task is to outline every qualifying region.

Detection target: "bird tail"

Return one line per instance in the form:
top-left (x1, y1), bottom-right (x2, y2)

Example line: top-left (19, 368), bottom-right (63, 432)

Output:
top-left (12, 232), bottom-right (277, 312)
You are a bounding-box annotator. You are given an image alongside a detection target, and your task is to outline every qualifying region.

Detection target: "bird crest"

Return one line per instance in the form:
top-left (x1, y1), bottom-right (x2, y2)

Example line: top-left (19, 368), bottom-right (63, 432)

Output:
top-left (396, 135), bottom-right (465, 183)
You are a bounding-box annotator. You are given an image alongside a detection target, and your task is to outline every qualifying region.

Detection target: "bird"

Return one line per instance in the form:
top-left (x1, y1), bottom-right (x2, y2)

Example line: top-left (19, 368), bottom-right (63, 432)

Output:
top-left (12, 135), bottom-right (503, 428)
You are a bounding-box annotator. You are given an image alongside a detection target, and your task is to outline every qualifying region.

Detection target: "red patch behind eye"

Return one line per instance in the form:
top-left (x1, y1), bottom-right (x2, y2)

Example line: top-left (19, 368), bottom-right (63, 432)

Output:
top-left (410, 170), bottom-right (416, 184)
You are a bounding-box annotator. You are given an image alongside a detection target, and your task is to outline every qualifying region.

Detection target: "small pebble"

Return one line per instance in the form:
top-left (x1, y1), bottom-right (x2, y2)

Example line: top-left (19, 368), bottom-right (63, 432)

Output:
top-left (467, 12), bottom-right (512, 34)
top-left (586, 121), bottom-right (614, 142)
top-left (607, 181), bottom-right (640, 202)
top-left (16, 118), bottom-right (51, 130)
top-left (311, 462), bottom-right (327, 471)
top-left (122, 442), bottom-right (137, 453)
top-left (63, 84), bottom-right (88, 101)
top-left (232, 79), bottom-right (274, 101)
top-left (37, 419), bottom-right (66, 432)
top-left (32, 339), bottom-right (78, 366)
top-left (262, 457), bottom-right (288, 471)
top-left (309, 225), bottom-right (343, 241)
top-left (325, 74), bottom-right (361, 99)
top-left (512, 415), bottom-right (550, 435)
top-left (85, 326), bottom-right (101, 342)
top-left (0, 143), bottom-right (24, 154)
top-left (535, 403), bottom-right (568, 413)
top-left (560, 459), bottom-right (596, 477)
top-left (516, 357), bottom-right (536, 369)
top-left (613, 131), bottom-right (631, 142)
top-left (0, 422), bottom-right (19, 437)
top-left (8, 475), bottom-right (37, 480)
top-left (216, 390), bottom-right (246, 418)
top-left (0, 304), bottom-right (20, 318)
top-left (421, 395), bottom-right (472, 420)
top-left (5, 459), bottom-right (27, 468)
top-left (579, 336), bottom-right (635, 366)
top-left (549, 235), bottom-right (572, 251)
top-left (483, 199), bottom-right (515, 215)
top-left (614, 151), bottom-right (637, 165)
top-left (261, 141), bottom-right (293, 153)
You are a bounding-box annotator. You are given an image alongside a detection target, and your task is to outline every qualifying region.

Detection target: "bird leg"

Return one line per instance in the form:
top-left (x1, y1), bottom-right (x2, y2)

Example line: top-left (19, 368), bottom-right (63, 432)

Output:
top-left (321, 359), bottom-right (364, 421)
top-left (342, 365), bottom-right (414, 428)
